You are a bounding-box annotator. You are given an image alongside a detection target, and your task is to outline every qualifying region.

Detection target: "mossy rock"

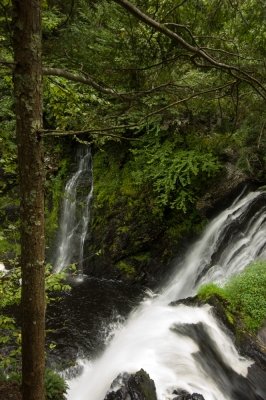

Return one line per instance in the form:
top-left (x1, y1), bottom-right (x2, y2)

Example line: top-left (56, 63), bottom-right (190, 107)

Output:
top-left (127, 369), bottom-right (157, 400)
top-left (104, 369), bottom-right (157, 400)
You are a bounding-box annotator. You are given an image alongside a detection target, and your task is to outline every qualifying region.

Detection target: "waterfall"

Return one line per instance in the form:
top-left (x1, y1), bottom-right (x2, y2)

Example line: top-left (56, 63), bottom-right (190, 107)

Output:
top-left (67, 190), bottom-right (266, 400)
top-left (54, 146), bottom-right (93, 274)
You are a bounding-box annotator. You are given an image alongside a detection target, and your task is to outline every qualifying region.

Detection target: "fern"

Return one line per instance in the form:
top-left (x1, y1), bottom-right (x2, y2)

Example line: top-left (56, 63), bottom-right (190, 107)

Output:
top-left (131, 138), bottom-right (221, 212)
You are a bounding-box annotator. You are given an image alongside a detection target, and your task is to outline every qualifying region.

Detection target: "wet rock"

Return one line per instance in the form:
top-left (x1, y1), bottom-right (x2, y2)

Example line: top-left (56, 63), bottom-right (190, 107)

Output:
top-left (104, 369), bottom-right (157, 400)
top-left (256, 320), bottom-right (266, 348)
top-left (172, 391), bottom-right (205, 400)
top-left (196, 162), bottom-right (251, 217)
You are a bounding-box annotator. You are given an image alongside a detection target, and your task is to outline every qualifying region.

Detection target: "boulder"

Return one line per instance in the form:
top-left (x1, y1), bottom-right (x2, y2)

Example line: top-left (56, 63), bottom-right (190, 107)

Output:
top-left (104, 369), bottom-right (157, 400)
top-left (196, 162), bottom-right (250, 217)
top-left (104, 370), bottom-right (206, 400)
top-left (172, 389), bottom-right (205, 399)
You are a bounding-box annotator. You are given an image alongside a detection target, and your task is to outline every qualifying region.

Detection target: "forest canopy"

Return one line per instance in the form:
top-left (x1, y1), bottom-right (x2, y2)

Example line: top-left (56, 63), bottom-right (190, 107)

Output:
top-left (1, 0), bottom-right (266, 213)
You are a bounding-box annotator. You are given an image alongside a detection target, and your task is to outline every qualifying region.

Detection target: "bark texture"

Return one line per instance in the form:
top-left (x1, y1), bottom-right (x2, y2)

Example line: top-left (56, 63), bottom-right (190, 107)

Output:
top-left (12, 1), bottom-right (45, 399)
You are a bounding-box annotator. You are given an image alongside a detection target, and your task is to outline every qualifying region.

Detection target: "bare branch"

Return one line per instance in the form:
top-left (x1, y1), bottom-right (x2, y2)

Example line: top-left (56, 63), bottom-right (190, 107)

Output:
top-left (42, 67), bottom-right (178, 101)
top-left (40, 129), bottom-right (142, 141)
top-left (258, 121), bottom-right (266, 149)
top-left (137, 81), bottom-right (236, 122)
top-left (163, 23), bottom-right (198, 47)
top-left (42, 67), bottom-right (118, 96)
top-left (200, 46), bottom-right (263, 62)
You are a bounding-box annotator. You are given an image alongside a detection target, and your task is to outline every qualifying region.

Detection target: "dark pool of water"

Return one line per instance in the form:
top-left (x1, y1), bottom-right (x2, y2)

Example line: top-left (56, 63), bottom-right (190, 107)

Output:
top-left (45, 275), bottom-right (143, 369)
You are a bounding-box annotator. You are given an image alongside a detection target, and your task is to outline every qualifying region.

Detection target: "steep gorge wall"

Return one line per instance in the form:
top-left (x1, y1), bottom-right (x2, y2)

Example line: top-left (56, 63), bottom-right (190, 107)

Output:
top-left (84, 147), bottom-right (257, 288)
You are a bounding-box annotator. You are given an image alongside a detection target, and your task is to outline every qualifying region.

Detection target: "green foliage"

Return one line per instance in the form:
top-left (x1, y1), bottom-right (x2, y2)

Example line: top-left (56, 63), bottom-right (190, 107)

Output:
top-left (132, 137), bottom-right (221, 212)
top-left (0, 367), bottom-right (68, 400)
top-left (42, 8), bottom-right (64, 35)
top-left (197, 261), bottom-right (266, 333)
top-left (0, 75), bottom-right (17, 195)
top-left (116, 261), bottom-right (136, 279)
top-left (0, 264), bottom-right (71, 309)
top-left (225, 262), bottom-right (266, 332)
top-left (0, 295), bottom-right (69, 397)
top-left (197, 283), bottom-right (227, 301)
top-left (0, 265), bottom-right (71, 369)
top-left (0, 222), bottom-right (20, 267)
top-left (44, 368), bottom-right (68, 400)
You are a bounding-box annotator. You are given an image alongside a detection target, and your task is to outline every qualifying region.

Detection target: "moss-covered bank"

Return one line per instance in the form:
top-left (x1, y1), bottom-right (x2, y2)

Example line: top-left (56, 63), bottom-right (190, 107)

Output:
top-left (84, 143), bottom-right (210, 287)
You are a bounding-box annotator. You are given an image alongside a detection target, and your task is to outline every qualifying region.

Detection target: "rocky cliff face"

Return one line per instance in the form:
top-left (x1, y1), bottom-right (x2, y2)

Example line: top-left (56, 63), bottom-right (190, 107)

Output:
top-left (84, 156), bottom-right (259, 288)
top-left (196, 162), bottom-right (251, 217)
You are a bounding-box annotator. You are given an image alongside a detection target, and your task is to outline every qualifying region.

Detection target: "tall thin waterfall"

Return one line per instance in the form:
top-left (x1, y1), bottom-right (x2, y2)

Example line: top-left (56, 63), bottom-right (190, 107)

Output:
top-left (54, 146), bottom-right (93, 273)
top-left (67, 190), bottom-right (266, 400)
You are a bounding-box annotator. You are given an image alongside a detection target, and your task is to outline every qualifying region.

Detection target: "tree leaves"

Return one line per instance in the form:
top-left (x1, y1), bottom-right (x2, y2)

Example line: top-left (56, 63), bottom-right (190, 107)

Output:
top-left (132, 137), bottom-right (221, 212)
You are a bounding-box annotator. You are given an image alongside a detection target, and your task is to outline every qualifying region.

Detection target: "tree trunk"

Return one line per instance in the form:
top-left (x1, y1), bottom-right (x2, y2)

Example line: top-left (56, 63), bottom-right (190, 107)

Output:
top-left (12, 1), bottom-right (45, 399)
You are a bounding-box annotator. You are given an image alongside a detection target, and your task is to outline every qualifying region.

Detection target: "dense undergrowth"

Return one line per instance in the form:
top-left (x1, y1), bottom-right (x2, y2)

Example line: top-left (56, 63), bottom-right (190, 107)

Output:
top-left (0, 266), bottom-right (70, 399)
top-left (198, 261), bottom-right (266, 333)
top-left (90, 141), bottom-right (210, 281)
top-left (0, 367), bottom-right (68, 400)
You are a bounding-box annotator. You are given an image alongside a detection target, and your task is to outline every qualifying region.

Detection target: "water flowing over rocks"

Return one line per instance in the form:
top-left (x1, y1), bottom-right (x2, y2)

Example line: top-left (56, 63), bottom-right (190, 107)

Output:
top-left (67, 190), bottom-right (266, 400)
top-left (171, 294), bottom-right (266, 400)
top-left (54, 146), bottom-right (93, 273)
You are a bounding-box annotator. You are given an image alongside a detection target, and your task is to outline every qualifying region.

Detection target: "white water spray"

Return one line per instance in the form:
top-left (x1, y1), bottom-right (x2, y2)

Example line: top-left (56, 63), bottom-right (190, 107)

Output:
top-left (54, 146), bottom-right (93, 273)
top-left (67, 190), bottom-right (266, 400)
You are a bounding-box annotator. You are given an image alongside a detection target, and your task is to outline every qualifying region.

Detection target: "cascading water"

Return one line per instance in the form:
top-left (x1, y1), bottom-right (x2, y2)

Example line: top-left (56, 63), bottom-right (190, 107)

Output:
top-left (67, 190), bottom-right (266, 400)
top-left (54, 146), bottom-right (93, 273)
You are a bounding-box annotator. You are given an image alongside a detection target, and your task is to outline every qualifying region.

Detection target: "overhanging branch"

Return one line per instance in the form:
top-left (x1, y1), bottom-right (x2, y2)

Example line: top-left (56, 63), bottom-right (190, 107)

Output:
top-left (112, 0), bottom-right (266, 98)
top-left (40, 81), bottom-right (236, 139)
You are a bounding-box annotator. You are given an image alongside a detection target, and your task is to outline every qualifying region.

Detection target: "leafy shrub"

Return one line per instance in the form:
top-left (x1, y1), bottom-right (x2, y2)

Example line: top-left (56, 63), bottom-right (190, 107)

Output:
top-left (0, 368), bottom-right (68, 400)
top-left (225, 262), bottom-right (266, 332)
top-left (44, 368), bottom-right (68, 400)
top-left (197, 261), bottom-right (266, 333)
top-left (131, 138), bottom-right (221, 212)
top-left (0, 265), bottom-right (71, 369)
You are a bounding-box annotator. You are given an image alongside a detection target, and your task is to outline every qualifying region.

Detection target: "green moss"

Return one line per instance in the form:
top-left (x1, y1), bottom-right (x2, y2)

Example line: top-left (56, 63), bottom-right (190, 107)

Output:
top-left (118, 226), bottom-right (127, 233)
top-left (133, 253), bottom-right (150, 262)
top-left (116, 260), bottom-right (136, 278)
top-left (197, 261), bottom-right (266, 334)
top-left (225, 311), bottom-right (234, 325)
top-left (131, 369), bottom-right (157, 400)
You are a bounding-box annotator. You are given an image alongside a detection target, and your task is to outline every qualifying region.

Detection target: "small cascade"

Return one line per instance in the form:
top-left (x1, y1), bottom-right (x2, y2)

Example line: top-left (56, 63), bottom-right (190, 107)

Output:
top-left (67, 190), bottom-right (266, 400)
top-left (54, 146), bottom-right (93, 273)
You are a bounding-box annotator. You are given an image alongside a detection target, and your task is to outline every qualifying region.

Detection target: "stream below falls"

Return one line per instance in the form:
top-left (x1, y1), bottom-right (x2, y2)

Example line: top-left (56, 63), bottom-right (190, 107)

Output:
top-left (47, 189), bottom-right (266, 400)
